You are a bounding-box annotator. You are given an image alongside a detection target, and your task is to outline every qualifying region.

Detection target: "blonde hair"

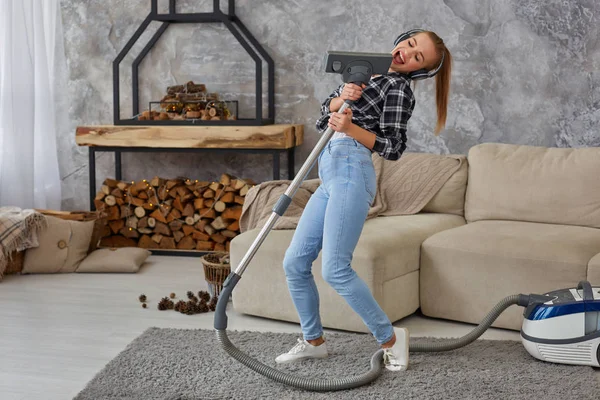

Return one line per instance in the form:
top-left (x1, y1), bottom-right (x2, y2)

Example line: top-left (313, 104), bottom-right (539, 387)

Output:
top-left (423, 31), bottom-right (452, 136)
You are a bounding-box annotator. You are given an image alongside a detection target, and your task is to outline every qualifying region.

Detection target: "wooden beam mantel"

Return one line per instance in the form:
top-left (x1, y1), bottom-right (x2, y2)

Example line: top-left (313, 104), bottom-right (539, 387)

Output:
top-left (76, 124), bottom-right (304, 149)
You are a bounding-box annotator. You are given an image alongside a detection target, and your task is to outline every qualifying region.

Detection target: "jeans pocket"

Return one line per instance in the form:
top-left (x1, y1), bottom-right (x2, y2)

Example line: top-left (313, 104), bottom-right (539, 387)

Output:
top-left (329, 146), bottom-right (349, 158)
top-left (360, 160), bottom-right (376, 202)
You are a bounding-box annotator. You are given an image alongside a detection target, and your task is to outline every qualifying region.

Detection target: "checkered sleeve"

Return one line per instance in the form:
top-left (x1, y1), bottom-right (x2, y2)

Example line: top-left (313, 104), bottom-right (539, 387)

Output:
top-left (372, 81), bottom-right (415, 161)
top-left (315, 83), bottom-right (344, 132)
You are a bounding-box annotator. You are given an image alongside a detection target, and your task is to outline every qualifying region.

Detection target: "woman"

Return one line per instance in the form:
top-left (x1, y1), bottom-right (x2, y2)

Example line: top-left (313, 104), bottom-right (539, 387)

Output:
top-left (277, 30), bottom-right (452, 372)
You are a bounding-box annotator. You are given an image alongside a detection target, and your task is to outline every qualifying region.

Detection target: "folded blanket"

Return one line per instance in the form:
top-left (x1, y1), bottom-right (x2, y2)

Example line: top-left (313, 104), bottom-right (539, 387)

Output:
top-left (0, 206), bottom-right (47, 279)
top-left (240, 152), bottom-right (464, 232)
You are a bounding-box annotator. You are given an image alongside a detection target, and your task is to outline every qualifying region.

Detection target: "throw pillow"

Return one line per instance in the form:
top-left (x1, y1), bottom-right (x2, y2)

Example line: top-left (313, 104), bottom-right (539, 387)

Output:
top-left (76, 247), bottom-right (151, 273)
top-left (22, 216), bottom-right (95, 274)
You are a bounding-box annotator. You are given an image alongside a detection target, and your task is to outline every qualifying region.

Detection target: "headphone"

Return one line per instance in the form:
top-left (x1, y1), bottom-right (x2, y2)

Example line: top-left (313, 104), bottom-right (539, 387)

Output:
top-left (393, 29), bottom-right (445, 80)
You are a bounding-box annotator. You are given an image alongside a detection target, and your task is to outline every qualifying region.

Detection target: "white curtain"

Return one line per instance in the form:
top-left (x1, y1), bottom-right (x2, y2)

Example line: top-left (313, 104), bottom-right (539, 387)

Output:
top-left (0, 0), bottom-right (62, 209)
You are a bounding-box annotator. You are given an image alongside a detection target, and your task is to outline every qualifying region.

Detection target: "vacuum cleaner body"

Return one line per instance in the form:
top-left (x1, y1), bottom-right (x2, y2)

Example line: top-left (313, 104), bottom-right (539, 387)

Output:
top-left (521, 282), bottom-right (600, 367)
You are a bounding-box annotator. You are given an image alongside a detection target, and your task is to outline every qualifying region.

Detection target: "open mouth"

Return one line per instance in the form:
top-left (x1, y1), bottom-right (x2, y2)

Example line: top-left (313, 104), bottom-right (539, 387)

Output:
top-left (393, 50), bottom-right (405, 65)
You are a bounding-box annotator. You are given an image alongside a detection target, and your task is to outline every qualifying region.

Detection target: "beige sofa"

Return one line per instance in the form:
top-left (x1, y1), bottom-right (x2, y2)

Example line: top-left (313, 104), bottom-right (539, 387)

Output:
top-left (229, 143), bottom-right (600, 333)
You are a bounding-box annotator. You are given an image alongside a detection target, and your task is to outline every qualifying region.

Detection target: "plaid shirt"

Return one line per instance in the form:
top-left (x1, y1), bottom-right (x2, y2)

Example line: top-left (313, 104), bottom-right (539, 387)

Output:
top-left (316, 72), bottom-right (415, 161)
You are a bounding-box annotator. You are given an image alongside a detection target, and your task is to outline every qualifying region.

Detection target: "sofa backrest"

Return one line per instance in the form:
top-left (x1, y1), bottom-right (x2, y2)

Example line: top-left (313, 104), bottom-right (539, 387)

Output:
top-left (422, 155), bottom-right (468, 216)
top-left (465, 143), bottom-right (600, 228)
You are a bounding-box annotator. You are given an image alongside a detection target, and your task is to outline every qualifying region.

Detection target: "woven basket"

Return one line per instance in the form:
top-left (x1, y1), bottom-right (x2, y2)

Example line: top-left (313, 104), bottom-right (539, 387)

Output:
top-left (3, 209), bottom-right (107, 275)
top-left (201, 252), bottom-right (231, 297)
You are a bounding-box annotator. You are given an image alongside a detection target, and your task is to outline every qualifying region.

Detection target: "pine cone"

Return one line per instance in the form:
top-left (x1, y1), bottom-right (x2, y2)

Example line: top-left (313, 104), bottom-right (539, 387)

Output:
top-left (197, 301), bottom-right (209, 313)
top-left (169, 293), bottom-right (176, 299)
top-left (187, 291), bottom-right (194, 299)
top-left (209, 296), bottom-right (218, 311)
top-left (158, 296), bottom-right (171, 311)
top-left (142, 303), bottom-right (147, 309)
top-left (139, 294), bottom-right (147, 302)
top-left (198, 291), bottom-right (211, 303)
top-left (174, 300), bottom-right (186, 312)
top-left (167, 300), bottom-right (174, 310)
top-left (190, 295), bottom-right (198, 303)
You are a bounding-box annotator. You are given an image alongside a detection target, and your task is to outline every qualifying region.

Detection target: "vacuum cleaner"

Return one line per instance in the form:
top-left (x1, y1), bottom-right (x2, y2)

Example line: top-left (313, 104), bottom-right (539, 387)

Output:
top-left (213, 50), bottom-right (600, 392)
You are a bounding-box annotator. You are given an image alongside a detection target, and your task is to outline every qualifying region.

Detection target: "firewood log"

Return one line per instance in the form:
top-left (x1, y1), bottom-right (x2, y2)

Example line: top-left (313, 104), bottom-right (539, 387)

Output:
top-left (214, 201), bottom-right (226, 213)
top-left (109, 219), bottom-right (125, 234)
top-left (173, 197), bottom-right (184, 212)
top-left (232, 179), bottom-right (246, 190)
top-left (234, 195), bottom-right (245, 205)
top-left (193, 213), bottom-right (201, 223)
top-left (199, 208), bottom-right (216, 219)
top-left (120, 226), bottom-right (139, 239)
top-left (111, 188), bottom-right (123, 198)
top-left (196, 241), bottom-right (214, 251)
top-left (120, 205), bottom-right (133, 218)
top-left (169, 220), bottom-right (183, 232)
top-left (101, 185), bottom-right (111, 195)
top-left (192, 231), bottom-right (210, 241)
top-left (138, 235), bottom-right (156, 249)
top-left (167, 208), bottom-right (181, 223)
top-left (203, 189), bottom-right (215, 199)
top-left (220, 192), bottom-right (235, 203)
top-left (220, 173), bottom-right (232, 186)
top-left (185, 216), bottom-right (195, 226)
top-left (126, 216), bottom-right (139, 229)
top-left (158, 186), bottom-right (168, 201)
top-left (221, 230), bottom-right (238, 239)
top-left (107, 206), bottom-right (120, 220)
top-left (182, 225), bottom-right (195, 236)
top-left (138, 228), bottom-right (153, 234)
top-left (166, 179), bottom-right (180, 190)
top-left (211, 216), bottom-right (227, 231)
top-left (194, 198), bottom-right (204, 210)
top-left (226, 220), bottom-right (239, 232)
top-left (138, 191), bottom-right (149, 200)
top-left (117, 181), bottom-right (128, 191)
top-left (154, 221), bottom-right (171, 236)
top-left (95, 192), bottom-right (106, 201)
top-left (209, 182), bottom-right (222, 192)
top-left (138, 216), bottom-right (149, 229)
top-left (204, 199), bottom-right (215, 208)
top-left (221, 206), bottom-right (242, 221)
top-left (173, 230), bottom-right (185, 243)
top-left (214, 243), bottom-right (226, 252)
top-left (134, 206), bottom-right (146, 218)
top-left (150, 209), bottom-right (167, 224)
top-left (104, 178), bottom-right (119, 188)
top-left (131, 197), bottom-right (145, 207)
top-left (204, 224), bottom-right (216, 236)
top-left (142, 202), bottom-right (155, 211)
top-left (160, 237), bottom-right (176, 249)
top-left (147, 217), bottom-right (156, 228)
top-left (94, 199), bottom-right (106, 211)
top-left (130, 181), bottom-right (148, 196)
top-left (177, 236), bottom-right (195, 250)
top-left (239, 185), bottom-right (250, 197)
top-left (182, 203), bottom-right (195, 217)
top-left (151, 234), bottom-right (163, 244)
top-left (105, 195), bottom-right (116, 206)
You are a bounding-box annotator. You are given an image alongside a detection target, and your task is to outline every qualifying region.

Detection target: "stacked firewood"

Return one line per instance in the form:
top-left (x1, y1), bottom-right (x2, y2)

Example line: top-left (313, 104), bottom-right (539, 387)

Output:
top-left (138, 80), bottom-right (235, 121)
top-left (95, 174), bottom-right (253, 252)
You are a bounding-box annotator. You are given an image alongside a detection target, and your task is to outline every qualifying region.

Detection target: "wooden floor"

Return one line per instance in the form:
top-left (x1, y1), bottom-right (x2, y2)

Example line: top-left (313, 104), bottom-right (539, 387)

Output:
top-left (0, 255), bottom-right (542, 399)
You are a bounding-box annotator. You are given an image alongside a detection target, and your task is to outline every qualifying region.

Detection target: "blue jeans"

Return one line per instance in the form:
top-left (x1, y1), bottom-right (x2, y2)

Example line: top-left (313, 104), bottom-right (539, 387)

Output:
top-left (282, 137), bottom-right (394, 345)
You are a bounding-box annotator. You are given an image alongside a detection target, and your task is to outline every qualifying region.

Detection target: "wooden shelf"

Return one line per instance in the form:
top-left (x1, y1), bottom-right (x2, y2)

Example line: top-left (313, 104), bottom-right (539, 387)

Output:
top-left (76, 124), bottom-right (304, 149)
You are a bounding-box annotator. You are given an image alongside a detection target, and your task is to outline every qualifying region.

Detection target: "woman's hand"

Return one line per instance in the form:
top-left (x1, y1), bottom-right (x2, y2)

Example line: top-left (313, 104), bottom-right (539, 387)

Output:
top-left (340, 83), bottom-right (367, 101)
top-left (328, 108), bottom-right (353, 132)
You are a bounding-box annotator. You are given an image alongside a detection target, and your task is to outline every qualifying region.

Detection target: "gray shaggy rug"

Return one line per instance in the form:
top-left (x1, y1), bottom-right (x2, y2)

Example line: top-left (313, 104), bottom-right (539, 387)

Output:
top-left (74, 328), bottom-right (600, 399)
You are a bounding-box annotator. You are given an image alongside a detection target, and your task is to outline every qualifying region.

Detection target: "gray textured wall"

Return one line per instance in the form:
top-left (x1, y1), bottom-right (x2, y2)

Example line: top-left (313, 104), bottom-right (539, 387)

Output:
top-left (59, 0), bottom-right (600, 210)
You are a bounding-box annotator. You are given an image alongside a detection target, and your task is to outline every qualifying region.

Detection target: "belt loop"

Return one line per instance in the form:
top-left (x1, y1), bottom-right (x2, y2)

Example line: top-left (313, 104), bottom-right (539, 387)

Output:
top-left (353, 139), bottom-right (358, 147)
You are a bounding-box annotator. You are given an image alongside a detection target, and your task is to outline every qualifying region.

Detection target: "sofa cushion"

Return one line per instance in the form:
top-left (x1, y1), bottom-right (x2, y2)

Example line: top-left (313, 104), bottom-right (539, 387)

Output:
top-left (420, 220), bottom-right (600, 330)
top-left (76, 247), bottom-right (151, 273)
top-left (230, 213), bottom-right (465, 333)
top-left (422, 155), bottom-right (468, 216)
top-left (465, 143), bottom-right (600, 228)
top-left (588, 253), bottom-right (600, 285)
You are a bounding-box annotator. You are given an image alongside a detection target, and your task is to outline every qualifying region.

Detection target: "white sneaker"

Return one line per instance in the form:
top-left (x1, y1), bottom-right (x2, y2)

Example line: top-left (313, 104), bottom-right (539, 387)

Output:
top-left (383, 327), bottom-right (409, 371)
top-left (275, 338), bottom-right (328, 364)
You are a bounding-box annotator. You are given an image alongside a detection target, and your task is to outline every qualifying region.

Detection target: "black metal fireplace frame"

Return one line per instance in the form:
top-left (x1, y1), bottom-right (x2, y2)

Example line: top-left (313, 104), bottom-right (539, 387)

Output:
top-left (113, 0), bottom-right (275, 126)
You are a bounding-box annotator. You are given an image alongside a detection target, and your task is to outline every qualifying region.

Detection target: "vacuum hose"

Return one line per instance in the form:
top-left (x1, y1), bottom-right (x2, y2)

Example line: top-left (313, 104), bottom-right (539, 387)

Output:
top-left (215, 273), bottom-right (531, 392)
